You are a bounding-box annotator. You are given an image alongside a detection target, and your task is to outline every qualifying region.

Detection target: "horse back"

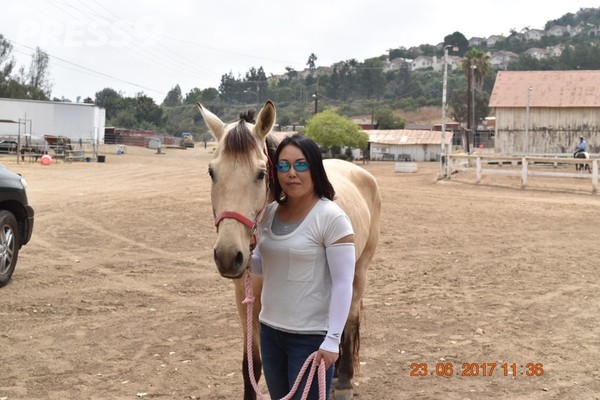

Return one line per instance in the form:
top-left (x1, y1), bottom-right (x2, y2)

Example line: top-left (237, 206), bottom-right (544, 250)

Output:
top-left (324, 159), bottom-right (381, 257)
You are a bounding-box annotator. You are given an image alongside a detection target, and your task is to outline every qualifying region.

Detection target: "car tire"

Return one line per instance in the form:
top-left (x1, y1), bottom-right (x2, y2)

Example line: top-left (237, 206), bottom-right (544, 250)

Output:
top-left (0, 210), bottom-right (20, 287)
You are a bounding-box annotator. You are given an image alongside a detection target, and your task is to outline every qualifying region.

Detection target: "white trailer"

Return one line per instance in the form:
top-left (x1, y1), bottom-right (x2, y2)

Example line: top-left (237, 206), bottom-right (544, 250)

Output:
top-left (0, 98), bottom-right (106, 145)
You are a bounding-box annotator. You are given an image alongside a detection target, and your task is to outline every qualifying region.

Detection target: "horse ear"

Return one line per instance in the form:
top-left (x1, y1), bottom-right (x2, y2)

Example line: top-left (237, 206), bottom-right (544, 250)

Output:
top-left (197, 102), bottom-right (225, 140)
top-left (254, 100), bottom-right (276, 141)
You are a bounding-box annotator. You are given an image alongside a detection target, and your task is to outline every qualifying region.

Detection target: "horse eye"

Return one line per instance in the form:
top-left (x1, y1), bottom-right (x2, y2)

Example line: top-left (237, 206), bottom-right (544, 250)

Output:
top-left (257, 171), bottom-right (266, 181)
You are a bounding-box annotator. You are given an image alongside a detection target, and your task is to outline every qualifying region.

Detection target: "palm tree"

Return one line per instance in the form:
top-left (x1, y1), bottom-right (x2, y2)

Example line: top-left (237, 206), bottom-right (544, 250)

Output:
top-left (460, 48), bottom-right (491, 152)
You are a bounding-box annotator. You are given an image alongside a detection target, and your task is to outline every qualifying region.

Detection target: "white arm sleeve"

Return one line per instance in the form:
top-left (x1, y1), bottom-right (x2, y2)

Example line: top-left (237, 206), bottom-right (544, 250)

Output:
top-left (320, 243), bottom-right (355, 353)
top-left (250, 245), bottom-right (263, 276)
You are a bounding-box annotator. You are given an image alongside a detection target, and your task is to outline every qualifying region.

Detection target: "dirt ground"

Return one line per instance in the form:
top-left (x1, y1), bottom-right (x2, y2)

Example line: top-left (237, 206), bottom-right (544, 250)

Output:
top-left (0, 144), bottom-right (599, 400)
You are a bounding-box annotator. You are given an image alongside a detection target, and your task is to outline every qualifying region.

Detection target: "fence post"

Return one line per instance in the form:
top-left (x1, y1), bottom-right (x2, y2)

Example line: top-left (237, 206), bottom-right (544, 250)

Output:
top-left (521, 157), bottom-right (528, 189)
top-left (592, 160), bottom-right (598, 195)
top-left (475, 156), bottom-right (482, 184)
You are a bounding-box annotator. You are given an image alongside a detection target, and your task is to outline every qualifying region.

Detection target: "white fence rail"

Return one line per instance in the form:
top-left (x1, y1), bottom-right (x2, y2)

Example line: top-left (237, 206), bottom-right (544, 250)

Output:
top-left (447, 154), bottom-right (599, 194)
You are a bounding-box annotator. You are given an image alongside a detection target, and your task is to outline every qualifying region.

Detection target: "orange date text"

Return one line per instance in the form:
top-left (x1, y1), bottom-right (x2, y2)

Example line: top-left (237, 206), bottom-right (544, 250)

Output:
top-left (409, 362), bottom-right (544, 377)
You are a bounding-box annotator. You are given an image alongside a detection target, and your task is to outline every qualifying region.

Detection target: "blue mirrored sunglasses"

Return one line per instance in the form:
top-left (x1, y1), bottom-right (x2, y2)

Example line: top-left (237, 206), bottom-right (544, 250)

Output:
top-left (275, 160), bottom-right (310, 173)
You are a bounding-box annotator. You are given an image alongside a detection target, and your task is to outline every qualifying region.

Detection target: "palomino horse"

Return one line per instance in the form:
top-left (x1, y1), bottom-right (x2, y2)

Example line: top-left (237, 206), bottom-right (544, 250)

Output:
top-left (575, 151), bottom-right (591, 173)
top-left (198, 100), bottom-right (381, 400)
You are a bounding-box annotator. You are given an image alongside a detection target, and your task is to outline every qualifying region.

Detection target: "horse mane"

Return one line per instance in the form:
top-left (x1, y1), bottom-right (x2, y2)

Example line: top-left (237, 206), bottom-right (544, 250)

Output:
top-left (221, 111), bottom-right (261, 164)
top-left (265, 134), bottom-right (279, 163)
top-left (239, 110), bottom-right (255, 124)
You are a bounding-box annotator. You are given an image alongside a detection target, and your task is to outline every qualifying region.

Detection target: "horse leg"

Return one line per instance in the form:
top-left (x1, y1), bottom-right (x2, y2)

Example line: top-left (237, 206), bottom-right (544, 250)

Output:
top-left (234, 276), bottom-right (263, 400)
top-left (333, 252), bottom-right (371, 400)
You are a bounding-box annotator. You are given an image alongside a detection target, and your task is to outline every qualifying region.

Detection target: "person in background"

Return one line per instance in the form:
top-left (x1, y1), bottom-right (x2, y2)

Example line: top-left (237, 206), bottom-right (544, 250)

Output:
top-left (574, 136), bottom-right (587, 156)
top-left (251, 133), bottom-right (355, 400)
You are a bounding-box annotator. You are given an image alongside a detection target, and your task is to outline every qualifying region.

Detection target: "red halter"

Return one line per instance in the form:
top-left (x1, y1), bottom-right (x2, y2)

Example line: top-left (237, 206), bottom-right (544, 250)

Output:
top-left (214, 211), bottom-right (256, 232)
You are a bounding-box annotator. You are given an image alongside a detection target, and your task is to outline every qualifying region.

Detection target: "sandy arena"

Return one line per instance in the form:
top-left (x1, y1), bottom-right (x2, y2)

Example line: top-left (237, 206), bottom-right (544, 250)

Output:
top-left (0, 144), bottom-right (598, 400)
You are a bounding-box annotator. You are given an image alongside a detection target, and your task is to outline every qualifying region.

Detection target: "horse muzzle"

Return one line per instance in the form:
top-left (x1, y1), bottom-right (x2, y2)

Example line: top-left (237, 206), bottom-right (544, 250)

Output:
top-left (213, 245), bottom-right (248, 279)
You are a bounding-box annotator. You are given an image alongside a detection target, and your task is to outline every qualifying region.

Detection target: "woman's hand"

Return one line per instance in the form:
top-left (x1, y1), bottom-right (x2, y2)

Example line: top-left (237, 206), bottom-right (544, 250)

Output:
top-left (315, 348), bottom-right (338, 369)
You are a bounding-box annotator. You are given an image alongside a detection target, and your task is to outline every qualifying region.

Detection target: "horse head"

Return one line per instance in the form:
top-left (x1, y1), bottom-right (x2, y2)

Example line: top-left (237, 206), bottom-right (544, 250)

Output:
top-left (198, 101), bottom-right (276, 278)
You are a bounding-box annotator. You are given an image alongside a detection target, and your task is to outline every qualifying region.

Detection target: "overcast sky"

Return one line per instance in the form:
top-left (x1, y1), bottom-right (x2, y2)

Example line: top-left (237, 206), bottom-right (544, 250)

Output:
top-left (1, 1), bottom-right (598, 104)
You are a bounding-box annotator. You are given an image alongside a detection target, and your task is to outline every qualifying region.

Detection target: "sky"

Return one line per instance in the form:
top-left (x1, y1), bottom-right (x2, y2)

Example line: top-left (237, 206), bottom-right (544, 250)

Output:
top-left (1, 0), bottom-right (598, 104)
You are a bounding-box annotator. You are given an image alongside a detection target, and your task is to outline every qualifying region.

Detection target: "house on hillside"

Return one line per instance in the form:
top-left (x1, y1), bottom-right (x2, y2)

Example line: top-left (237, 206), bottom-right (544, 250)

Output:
top-left (469, 37), bottom-right (485, 46)
top-left (523, 29), bottom-right (545, 41)
top-left (486, 35), bottom-right (506, 47)
top-left (507, 32), bottom-right (525, 43)
top-left (547, 44), bottom-right (566, 57)
top-left (489, 70), bottom-right (600, 154)
top-left (547, 25), bottom-right (569, 37)
top-left (523, 48), bottom-right (548, 60)
top-left (365, 129), bottom-right (453, 162)
top-left (383, 57), bottom-right (408, 72)
top-left (489, 51), bottom-right (519, 70)
top-left (436, 55), bottom-right (461, 72)
top-left (411, 56), bottom-right (434, 71)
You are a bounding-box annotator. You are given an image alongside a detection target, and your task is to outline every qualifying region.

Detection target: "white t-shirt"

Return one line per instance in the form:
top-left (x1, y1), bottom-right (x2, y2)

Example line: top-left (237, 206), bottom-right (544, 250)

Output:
top-left (257, 198), bottom-right (354, 333)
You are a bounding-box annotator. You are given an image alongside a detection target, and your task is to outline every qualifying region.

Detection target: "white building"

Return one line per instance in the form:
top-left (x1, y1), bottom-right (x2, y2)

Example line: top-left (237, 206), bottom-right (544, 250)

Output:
top-left (0, 98), bottom-right (106, 144)
top-left (365, 129), bottom-right (453, 162)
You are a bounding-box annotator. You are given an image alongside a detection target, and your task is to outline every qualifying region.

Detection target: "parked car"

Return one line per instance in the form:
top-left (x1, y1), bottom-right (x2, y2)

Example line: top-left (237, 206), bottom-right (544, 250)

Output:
top-left (0, 165), bottom-right (34, 286)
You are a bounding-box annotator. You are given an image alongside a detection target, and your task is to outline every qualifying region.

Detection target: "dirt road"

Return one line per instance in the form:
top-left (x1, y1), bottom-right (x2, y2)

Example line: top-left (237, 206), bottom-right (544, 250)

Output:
top-left (1, 145), bottom-right (598, 399)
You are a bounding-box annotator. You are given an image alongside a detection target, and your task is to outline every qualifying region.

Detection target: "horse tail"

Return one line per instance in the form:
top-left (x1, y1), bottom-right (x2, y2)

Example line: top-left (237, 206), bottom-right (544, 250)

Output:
top-left (350, 302), bottom-right (362, 371)
top-left (339, 299), bottom-right (362, 372)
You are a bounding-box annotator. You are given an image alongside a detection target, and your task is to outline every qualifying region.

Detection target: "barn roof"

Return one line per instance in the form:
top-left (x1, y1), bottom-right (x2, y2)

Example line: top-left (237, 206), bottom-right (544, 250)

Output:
top-left (489, 70), bottom-right (600, 108)
top-left (365, 129), bottom-right (451, 145)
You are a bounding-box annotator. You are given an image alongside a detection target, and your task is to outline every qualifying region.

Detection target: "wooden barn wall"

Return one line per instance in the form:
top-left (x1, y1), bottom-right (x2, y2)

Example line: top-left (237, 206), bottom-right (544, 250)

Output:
top-left (495, 107), bottom-right (600, 153)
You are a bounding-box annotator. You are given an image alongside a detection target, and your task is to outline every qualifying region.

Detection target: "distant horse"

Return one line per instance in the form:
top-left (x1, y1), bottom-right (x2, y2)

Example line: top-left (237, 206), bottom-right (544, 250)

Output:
top-left (198, 100), bottom-right (381, 400)
top-left (575, 151), bottom-right (591, 173)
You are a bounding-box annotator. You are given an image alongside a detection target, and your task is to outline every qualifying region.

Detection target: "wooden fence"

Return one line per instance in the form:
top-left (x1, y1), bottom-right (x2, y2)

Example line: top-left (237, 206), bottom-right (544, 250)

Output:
top-left (446, 154), bottom-right (599, 194)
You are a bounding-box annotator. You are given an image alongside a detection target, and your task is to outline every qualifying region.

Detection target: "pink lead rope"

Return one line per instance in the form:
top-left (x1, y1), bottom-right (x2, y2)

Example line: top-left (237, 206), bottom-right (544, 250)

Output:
top-left (242, 271), bottom-right (327, 400)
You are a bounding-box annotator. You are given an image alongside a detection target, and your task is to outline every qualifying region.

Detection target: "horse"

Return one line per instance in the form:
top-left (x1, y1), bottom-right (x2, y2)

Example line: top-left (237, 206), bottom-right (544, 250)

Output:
top-left (574, 151), bottom-right (591, 173)
top-left (198, 100), bottom-right (381, 400)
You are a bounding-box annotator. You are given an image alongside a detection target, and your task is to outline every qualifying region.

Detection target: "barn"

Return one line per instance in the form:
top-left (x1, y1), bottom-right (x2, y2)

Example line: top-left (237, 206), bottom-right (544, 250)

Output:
top-left (365, 129), bottom-right (453, 162)
top-left (0, 98), bottom-right (106, 145)
top-left (489, 70), bottom-right (600, 154)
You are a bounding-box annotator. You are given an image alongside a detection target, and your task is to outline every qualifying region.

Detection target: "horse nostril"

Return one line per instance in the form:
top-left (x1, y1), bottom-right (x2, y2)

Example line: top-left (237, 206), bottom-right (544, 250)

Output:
top-left (235, 251), bottom-right (244, 268)
top-left (213, 249), bottom-right (218, 264)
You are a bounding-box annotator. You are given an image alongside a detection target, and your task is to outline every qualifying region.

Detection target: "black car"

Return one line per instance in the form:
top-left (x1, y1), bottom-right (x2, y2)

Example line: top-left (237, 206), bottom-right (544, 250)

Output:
top-left (0, 165), bottom-right (34, 286)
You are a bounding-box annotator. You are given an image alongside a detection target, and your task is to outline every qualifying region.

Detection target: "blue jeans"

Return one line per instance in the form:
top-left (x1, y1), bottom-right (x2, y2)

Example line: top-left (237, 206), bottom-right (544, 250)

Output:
top-left (260, 323), bottom-right (334, 400)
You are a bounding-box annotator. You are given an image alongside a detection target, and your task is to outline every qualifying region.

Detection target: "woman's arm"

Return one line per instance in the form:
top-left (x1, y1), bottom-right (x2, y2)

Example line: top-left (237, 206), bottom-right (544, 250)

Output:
top-left (320, 241), bottom-right (355, 353)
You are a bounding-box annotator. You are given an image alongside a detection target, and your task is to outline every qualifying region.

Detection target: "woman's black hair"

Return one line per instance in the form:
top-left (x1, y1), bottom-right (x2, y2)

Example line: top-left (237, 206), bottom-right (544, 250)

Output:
top-left (273, 133), bottom-right (335, 204)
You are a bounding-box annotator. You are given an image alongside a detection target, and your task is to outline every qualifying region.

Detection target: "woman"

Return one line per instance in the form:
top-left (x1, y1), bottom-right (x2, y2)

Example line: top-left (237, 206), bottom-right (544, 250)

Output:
top-left (251, 134), bottom-right (355, 399)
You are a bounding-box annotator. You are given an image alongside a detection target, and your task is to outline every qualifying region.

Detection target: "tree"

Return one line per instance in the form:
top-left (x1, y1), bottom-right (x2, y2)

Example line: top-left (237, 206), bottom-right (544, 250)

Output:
top-left (358, 58), bottom-right (385, 99)
top-left (460, 48), bottom-right (491, 152)
top-left (0, 34), bottom-right (16, 97)
top-left (285, 66), bottom-right (297, 81)
top-left (443, 32), bottom-right (469, 56)
top-left (449, 87), bottom-right (490, 127)
top-left (26, 47), bottom-right (51, 100)
top-left (162, 84), bottom-right (183, 106)
top-left (244, 66), bottom-right (268, 104)
top-left (304, 109), bottom-right (368, 153)
top-left (111, 109), bottom-right (137, 128)
top-left (374, 108), bottom-right (405, 129)
top-left (134, 93), bottom-right (164, 127)
top-left (184, 87), bottom-right (219, 105)
top-left (307, 53), bottom-right (317, 73)
top-left (218, 71), bottom-right (242, 103)
top-left (95, 88), bottom-right (123, 120)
